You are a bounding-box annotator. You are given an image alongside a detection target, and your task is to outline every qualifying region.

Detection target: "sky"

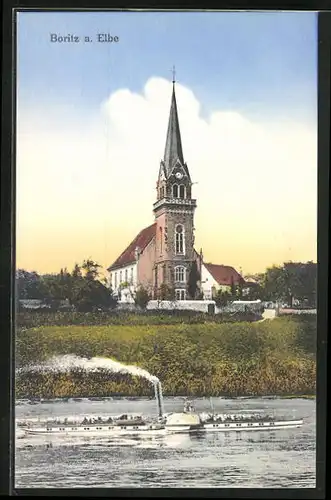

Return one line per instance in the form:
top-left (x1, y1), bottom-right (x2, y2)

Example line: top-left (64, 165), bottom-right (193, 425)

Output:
top-left (16, 10), bottom-right (317, 276)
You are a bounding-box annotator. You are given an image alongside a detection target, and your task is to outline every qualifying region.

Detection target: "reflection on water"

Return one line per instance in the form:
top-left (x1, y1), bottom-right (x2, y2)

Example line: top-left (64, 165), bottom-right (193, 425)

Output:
top-left (15, 396), bottom-right (316, 488)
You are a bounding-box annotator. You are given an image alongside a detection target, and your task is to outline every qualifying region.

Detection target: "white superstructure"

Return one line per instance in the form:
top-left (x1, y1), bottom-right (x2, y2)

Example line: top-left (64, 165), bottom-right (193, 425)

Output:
top-left (17, 384), bottom-right (304, 439)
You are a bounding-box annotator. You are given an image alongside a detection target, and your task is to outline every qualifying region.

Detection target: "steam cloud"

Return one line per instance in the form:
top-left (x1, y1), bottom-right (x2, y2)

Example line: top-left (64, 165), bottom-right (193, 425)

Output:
top-left (17, 354), bottom-right (159, 384)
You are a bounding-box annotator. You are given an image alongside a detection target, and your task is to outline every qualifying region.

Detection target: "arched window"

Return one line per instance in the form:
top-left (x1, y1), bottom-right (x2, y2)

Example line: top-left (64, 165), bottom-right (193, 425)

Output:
top-left (175, 266), bottom-right (185, 282)
top-left (173, 184), bottom-right (178, 198)
top-left (175, 224), bottom-right (184, 254)
top-left (114, 272), bottom-right (118, 288)
top-left (125, 269), bottom-right (128, 283)
top-left (179, 184), bottom-right (185, 199)
top-left (120, 271), bottom-right (122, 283)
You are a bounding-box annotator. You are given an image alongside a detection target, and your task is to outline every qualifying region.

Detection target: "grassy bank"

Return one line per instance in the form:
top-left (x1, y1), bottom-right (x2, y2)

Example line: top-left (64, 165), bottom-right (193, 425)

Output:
top-left (16, 315), bottom-right (316, 399)
top-left (280, 394), bottom-right (316, 400)
top-left (16, 309), bottom-right (261, 329)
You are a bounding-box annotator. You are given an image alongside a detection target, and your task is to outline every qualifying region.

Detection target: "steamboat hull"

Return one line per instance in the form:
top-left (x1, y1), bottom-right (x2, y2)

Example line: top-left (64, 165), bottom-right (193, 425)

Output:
top-left (24, 425), bottom-right (167, 437)
top-left (164, 424), bottom-right (204, 434)
top-left (203, 419), bottom-right (303, 432)
top-left (23, 418), bottom-right (303, 437)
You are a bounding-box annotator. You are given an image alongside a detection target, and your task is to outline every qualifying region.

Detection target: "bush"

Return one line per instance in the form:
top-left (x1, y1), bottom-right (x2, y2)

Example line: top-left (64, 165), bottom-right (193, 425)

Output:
top-left (134, 287), bottom-right (150, 309)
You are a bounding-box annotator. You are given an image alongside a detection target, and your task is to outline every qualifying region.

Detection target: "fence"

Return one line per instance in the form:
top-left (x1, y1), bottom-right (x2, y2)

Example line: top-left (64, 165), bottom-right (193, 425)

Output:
top-left (146, 300), bottom-right (216, 314)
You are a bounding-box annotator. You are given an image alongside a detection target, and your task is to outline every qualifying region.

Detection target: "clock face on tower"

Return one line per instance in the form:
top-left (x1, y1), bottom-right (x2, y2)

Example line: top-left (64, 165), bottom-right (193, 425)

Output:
top-left (175, 172), bottom-right (183, 180)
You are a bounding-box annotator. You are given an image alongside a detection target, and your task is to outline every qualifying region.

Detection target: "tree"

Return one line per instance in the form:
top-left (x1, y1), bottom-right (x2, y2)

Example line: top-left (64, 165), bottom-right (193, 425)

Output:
top-left (188, 261), bottom-right (201, 299)
top-left (230, 277), bottom-right (237, 300)
top-left (262, 262), bottom-right (317, 306)
top-left (16, 258), bottom-right (116, 312)
top-left (73, 279), bottom-right (117, 312)
top-left (82, 259), bottom-right (101, 281)
top-left (215, 289), bottom-right (232, 307)
top-left (72, 263), bottom-right (82, 278)
top-left (16, 269), bottom-right (50, 300)
top-left (69, 259), bottom-right (117, 311)
top-left (237, 279), bottom-right (243, 299)
top-left (69, 265), bottom-right (85, 304)
top-left (283, 261), bottom-right (316, 307)
top-left (301, 261), bottom-right (317, 306)
top-left (42, 270), bottom-right (72, 302)
top-left (134, 287), bottom-right (150, 309)
top-left (158, 283), bottom-right (175, 300)
top-left (262, 265), bottom-right (286, 302)
top-left (243, 284), bottom-right (263, 301)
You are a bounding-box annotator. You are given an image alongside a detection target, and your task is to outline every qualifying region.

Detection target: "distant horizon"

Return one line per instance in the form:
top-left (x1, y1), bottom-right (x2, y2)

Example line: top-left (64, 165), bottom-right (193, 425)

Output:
top-left (16, 11), bottom-right (317, 277)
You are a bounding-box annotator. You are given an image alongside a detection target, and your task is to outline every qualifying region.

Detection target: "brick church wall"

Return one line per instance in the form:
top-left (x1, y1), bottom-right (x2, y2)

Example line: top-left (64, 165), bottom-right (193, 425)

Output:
top-left (137, 237), bottom-right (156, 293)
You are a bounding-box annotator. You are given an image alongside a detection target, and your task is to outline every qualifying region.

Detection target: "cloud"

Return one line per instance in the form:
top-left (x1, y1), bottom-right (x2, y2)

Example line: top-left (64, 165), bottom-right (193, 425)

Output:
top-left (16, 77), bottom-right (317, 274)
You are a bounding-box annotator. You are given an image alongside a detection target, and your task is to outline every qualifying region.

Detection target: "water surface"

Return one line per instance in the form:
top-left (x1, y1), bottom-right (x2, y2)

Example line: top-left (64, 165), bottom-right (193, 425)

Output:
top-left (15, 396), bottom-right (316, 488)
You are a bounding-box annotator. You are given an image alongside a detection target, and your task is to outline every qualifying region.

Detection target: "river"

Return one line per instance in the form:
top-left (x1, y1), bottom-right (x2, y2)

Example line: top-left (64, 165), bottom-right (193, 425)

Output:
top-left (15, 396), bottom-right (315, 488)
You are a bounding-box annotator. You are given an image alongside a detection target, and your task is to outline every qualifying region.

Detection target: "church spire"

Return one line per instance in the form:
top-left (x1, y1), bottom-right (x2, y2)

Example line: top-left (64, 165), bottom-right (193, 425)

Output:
top-left (163, 68), bottom-right (184, 174)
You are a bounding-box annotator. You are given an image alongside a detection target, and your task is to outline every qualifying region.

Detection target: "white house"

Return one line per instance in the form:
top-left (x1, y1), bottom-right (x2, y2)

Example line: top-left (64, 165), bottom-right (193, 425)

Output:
top-left (200, 262), bottom-right (245, 300)
top-left (109, 261), bottom-right (138, 303)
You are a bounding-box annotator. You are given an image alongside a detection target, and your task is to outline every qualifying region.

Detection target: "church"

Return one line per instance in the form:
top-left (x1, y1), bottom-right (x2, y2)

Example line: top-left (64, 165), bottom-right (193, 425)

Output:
top-left (107, 77), bottom-right (245, 302)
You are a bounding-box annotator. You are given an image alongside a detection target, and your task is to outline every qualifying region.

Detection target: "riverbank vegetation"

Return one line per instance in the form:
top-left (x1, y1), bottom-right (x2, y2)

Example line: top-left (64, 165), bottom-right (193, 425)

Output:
top-left (16, 315), bottom-right (316, 399)
top-left (17, 309), bottom-right (260, 330)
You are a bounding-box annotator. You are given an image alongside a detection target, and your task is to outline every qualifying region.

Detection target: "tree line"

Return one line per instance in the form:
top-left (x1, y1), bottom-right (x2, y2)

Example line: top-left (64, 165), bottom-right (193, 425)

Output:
top-left (243, 261), bottom-right (316, 307)
top-left (16, 259), bottom-right (317, 312)
top-left (16, 260), bottom-right (117, 312)
top-left (16, 259), bottom-right (202, 311)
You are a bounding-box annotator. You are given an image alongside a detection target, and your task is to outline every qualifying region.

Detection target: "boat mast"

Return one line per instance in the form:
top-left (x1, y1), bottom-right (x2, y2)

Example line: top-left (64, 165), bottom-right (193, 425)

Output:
top-left (209, 397), bottom-right (214, 414)
top-left (154, 381), bottom-right (164, 418)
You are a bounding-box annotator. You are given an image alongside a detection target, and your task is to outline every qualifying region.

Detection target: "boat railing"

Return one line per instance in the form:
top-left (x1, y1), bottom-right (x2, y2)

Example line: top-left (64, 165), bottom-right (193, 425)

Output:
top-left (203, 413), bottom-right (279, 424)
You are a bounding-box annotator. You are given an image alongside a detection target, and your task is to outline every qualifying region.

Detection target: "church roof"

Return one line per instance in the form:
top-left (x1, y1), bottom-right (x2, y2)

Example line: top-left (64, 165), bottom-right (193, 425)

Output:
top-left (163, 83), bottom-right (184, 174)
top-left (107, 223), bottom-right (156, 271)
top-left (204, 263), bottom-right (245, 286)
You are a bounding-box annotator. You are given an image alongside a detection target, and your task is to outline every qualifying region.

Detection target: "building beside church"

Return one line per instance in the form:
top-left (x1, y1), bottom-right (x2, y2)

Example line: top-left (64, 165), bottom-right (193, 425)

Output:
top-left (107, 78), bottom-right (245, 302)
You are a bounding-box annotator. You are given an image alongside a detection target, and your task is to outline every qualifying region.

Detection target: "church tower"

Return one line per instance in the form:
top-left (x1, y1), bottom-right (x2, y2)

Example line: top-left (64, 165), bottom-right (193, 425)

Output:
top-left (153, 74), bottom-right (197, 300)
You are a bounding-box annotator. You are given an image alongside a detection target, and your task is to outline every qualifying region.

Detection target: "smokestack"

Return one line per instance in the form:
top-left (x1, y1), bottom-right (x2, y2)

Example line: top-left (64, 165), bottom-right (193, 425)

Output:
top-left (154, 381), bottom-right (164, 418)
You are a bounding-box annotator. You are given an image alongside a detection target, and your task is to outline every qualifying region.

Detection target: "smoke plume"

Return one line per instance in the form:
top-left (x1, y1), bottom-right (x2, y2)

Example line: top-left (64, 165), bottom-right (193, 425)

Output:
top-left (17, 354), bottom-right (159, 384)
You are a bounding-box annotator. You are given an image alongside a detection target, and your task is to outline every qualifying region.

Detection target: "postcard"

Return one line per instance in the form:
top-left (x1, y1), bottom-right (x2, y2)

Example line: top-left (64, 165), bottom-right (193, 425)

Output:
top-left (14, 9), bottom-right (317, 490)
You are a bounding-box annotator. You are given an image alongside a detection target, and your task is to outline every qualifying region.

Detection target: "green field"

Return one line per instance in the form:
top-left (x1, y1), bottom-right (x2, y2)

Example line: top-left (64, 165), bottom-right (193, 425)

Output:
top-left (16, 315), bottom-right (316, 399)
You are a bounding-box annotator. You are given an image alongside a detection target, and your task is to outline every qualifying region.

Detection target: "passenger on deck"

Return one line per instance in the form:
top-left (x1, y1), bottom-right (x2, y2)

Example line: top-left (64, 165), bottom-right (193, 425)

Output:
top-left (183, 400), bottom-right (194, 413)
